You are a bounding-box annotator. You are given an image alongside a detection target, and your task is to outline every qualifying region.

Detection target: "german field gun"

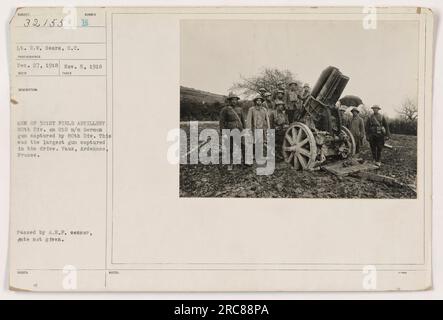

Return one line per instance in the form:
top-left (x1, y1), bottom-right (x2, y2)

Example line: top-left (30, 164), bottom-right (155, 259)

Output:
top-left (283, 66), bottom-right (357, 170)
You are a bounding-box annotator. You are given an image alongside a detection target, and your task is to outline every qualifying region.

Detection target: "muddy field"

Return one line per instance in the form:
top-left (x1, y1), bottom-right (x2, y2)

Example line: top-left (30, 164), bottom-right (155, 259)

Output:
top-left (179, 122), bottom-right (417, 199)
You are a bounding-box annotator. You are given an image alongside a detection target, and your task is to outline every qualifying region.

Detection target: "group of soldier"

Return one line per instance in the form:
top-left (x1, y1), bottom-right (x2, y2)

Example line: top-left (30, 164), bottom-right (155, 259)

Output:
top-left (219, 80), bottom-right (391, 169)
top-left (219, 81), bottom-right (307, 170)
top-left (219, 81), bottom-right (311, 132)
top-left (339, 104), bottom-right (391, 167)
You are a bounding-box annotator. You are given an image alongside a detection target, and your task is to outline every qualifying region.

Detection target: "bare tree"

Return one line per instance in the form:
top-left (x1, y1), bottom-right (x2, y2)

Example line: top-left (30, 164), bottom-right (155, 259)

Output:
top-left (230, 68), bottom-right (300, 98)
top-left (396, 98), bottom-right (418, 122)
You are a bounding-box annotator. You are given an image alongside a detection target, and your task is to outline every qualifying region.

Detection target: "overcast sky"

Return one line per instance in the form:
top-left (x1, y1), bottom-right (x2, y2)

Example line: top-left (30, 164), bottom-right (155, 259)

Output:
top-left (181, 19), bottom-right (420, 117)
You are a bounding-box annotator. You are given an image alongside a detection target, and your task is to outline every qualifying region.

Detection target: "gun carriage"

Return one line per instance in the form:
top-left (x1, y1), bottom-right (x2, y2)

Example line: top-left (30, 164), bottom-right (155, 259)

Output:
top-left (283, 66), bottom-right (357, 170)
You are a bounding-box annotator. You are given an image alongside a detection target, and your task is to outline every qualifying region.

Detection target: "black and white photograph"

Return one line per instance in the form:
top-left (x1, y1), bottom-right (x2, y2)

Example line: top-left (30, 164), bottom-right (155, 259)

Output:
top-left (180, 19), bottom-right (419, 199)
top-left (3, 4), bottom-right (436, 296)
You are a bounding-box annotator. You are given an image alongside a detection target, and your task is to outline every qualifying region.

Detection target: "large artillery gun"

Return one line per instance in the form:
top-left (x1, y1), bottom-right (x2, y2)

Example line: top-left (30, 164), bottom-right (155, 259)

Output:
top-left (283, 66), bottom-right (357, 170)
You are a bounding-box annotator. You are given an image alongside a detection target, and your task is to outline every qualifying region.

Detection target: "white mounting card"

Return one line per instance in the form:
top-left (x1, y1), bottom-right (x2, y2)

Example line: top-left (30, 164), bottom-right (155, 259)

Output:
top-left (9, 6), bottom-right (433, 291)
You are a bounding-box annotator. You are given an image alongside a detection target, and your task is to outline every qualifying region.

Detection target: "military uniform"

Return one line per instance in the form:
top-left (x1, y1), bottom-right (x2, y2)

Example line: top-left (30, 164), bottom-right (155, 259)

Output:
top-left (273, 84), bottom-right (286, 100)
top-left (268, 100), bottom-right (288, 128)
top-left (285, 90), bottom-right (297, 123)
top-left (247, 105), bottom-right (270, 131)
top-left (268, 106), bottom-right (277, 129)
top-left (263, 92), bottom-right (274, 112)
top-left (219, 105), bottom-right (244, 130)
top-left (299, 84), bottom-right (311, 105)
top-left (274, 89), bottom-right (285, 104)
top-left (246, 96), bottom-right (271, 163)
top-left (365, 106), bottom-right (390, 164)
top-left (271, 100), bottom-right (288, 161)
top-left (258, 88), bottom-right (267, 100)
top-left (285, 83), bottom-right (303, 123)
top-left (219, 93), bottom-right (245, 167)
top-left (340, 113), bottom-right (349, 128)
top-left (349, 109), bottom-right (365, 153)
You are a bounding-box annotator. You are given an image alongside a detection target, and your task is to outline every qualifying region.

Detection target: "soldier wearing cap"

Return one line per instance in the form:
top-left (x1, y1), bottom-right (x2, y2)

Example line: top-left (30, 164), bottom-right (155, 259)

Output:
top-left (275, 89), bottom-right (285, 101)
top-left (273, 81), bottom-right (286, 100)
top-left (271, 99), bottom-right (289, 161)
top-left (258, 87), bottom-right (267, 99)
top-left (349, 107), bottom-right (365, 154)
top-left (247, 95), bottom-right (270, 131)
top-left (246, 95), bottom-right (271, 163)
top-left (365, 105), bottom-right (390, 166)
top-left (220, 92), bottom-right (245, 130)
top-left (337, 102), bottom-right (349, 128)
top-left (219, 92), bottom-right (246, 170)
top-left (285, 81), bottom-right (302, 123)
top-left (263, 91), bottom-right (274, 111)
top-left (270, 99), bottom-right (288, 129)
top-left (299, 83), bottom-right (311, 104)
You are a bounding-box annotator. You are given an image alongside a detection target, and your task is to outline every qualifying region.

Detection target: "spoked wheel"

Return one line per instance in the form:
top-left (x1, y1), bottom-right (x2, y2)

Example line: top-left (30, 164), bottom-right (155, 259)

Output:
top-left (340, 126), bottom-right (356, 158)
top-left (283, 123), bottom-right (318, 170)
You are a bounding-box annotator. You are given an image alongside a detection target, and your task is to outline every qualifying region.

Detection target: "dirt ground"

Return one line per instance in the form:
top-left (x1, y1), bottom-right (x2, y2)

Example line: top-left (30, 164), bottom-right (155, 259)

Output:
top-left (179, 122), bottom-right (417, 199)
